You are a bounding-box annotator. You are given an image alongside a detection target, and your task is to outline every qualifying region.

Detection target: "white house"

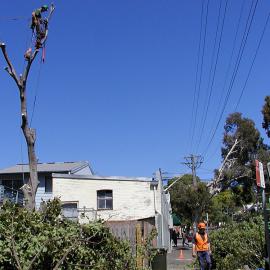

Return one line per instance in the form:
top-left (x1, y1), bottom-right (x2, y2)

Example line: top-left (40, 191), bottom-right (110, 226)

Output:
top-left (52, 169), bottom-right (173, 250)
top-left (0, 162), bottom-right (172, 250)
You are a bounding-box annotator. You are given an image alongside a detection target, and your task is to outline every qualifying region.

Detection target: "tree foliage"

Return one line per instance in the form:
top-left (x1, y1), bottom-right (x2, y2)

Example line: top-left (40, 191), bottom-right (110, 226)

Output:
top-left (210, 216), bottom-right (264, 270)
top-left (219, 112), bottom-right (270, 204)
top-left (169, 174), bottom-right (211, 225)
top-left (0, 199), bottom-right (137, 270)
top-left (222, 112), bottom-right (261, 164)
top-left (262, 96), bottom-right (270, 138)
top-left (208, 190), bottom-right (237, 225)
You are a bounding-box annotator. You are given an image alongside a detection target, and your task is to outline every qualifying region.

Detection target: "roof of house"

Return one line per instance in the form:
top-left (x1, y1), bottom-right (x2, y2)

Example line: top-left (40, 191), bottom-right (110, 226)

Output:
top-left (53, 173), bottom-right (157, 183)
top-left (0, 161), bottom-right (91, 174)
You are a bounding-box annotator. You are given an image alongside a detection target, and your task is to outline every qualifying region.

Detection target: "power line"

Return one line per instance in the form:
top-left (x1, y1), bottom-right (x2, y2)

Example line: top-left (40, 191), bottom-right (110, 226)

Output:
top-left (188, 0), bottom-right (204, 153)
top-left (202, 0), bottom-right (245, 161)
top-left (190, 0), bottom-right (210, 153)
top-left (196, 0), bottom-right (228, 153)
top-left (202, 0), bottom-right (258, 157)
top-left (0, 16), bottom-right (28, 22)
top-left (235, 11), bottom-right (270, 111)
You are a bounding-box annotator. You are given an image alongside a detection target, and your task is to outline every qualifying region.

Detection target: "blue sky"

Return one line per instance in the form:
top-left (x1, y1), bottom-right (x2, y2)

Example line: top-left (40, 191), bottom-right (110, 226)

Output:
top-left (0, 0), bottom-right (270, 180)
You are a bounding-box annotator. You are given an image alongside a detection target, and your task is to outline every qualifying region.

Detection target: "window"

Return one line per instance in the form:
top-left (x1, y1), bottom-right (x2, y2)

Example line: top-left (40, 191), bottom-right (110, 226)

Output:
top-left (45, 176), bottom-right (52, 193)
top-left (2, 179), bottom-right (23, 190)
top-left (97, 190), bottom-right (113, 210)
top-left (61, 202), bottom-right (78, 221)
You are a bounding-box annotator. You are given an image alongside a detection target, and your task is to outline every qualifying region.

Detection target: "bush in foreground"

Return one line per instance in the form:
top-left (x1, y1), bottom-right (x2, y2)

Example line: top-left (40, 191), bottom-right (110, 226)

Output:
top-left (210, 215), bottom-right (264, 270)
top-left (0, 199), bottom-right (136, 270)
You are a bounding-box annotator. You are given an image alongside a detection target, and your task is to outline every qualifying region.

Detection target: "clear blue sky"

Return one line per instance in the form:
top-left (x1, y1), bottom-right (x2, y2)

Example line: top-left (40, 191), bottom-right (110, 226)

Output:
top-left (0, 0), bottom-right (270, 180)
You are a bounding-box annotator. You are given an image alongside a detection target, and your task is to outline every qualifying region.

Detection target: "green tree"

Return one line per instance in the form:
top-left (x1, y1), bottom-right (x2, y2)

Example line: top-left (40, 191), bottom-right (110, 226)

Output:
top-left (169, 174), bottom-right (211, 225)
top-left (218, 112), bottom-right (269, 205)
top-left (262, 96), bottom-right (270, 138)
top-left (209, 190), bottom-right (237, 225)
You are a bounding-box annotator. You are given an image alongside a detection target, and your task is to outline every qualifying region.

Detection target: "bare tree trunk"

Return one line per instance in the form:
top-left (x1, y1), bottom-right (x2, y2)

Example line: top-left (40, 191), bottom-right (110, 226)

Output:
top-left (20, 88), bottom-right (39, 209)
top-left (0, 5), bottom-right (55, 210)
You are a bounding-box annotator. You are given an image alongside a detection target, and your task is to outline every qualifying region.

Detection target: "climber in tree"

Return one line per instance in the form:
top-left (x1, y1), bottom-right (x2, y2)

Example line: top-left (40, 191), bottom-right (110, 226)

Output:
top-left (31, 5), bottom-right (49, 48)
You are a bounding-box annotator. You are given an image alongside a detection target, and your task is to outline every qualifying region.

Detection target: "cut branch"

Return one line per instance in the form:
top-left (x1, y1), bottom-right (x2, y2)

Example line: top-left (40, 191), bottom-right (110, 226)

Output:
top-left (0, 43), bottom-right (20, 88)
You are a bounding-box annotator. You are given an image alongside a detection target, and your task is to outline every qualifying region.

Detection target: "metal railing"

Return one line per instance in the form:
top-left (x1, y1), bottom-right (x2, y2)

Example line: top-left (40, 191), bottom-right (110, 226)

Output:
top-left (0, 185), bottom-right (24, 205)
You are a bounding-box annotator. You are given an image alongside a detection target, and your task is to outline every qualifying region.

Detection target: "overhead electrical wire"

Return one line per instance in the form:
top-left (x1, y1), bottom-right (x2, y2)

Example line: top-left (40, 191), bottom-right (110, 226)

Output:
top-left (196, 0), bottom-right (228, 153)
top-left (202, 0), bottom-right (259, 157)
top-left (234, 11), bottom-right (270, 111)
top-left (0, 16), bottom-right (28, 22)
top-left (190, 0), bottom-right (210, 153)
top-left (188, 0), bottom-right (204, 153)
top-left (202, 0), bottom-right (245, 163)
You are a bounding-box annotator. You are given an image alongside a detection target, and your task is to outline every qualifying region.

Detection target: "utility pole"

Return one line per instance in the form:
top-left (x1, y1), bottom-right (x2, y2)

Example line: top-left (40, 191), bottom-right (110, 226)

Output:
top-left (182, 154), bottom-right (203, 231)
top-left (182, 154), bottom-right (203, 188)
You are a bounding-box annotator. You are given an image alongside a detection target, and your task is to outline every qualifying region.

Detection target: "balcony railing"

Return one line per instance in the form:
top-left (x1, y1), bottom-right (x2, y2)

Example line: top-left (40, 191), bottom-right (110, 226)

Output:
top-left (0, 185), bottom-right (24, 205)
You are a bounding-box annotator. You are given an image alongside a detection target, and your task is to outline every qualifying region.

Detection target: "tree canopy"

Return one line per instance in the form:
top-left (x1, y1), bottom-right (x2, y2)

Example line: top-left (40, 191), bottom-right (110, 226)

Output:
top-left (262, 96), bottom-right (270, 138)
top-left (217, 112), bottom-right (270, 205)
top-left (168, 174), bottom-right (211, 225)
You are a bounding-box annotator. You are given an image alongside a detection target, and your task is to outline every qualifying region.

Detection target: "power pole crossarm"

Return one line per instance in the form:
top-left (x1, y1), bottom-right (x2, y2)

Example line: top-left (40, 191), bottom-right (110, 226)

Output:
top-left (182, 154), bottom-right (203, 188)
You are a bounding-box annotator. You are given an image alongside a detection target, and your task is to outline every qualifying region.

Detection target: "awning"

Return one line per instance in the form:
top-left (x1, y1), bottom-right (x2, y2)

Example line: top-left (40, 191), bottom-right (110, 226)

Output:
top-left (172, 213), bottom-right (181, 226)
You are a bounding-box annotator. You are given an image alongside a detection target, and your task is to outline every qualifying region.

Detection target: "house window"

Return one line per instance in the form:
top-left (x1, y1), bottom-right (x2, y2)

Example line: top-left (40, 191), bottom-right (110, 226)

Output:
top-left (97, 190), bottom-right (113, 210)
top-left (45, 176), bottom-right (52, 193)
top-left (61, 202), bottom-right (78, 221)
top-left (2, 179), bottom-right (23, 191)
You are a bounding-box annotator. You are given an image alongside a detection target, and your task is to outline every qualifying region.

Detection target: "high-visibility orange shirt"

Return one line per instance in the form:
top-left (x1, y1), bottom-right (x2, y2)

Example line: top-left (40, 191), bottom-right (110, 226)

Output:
top-left (193, 232), bottom-right (209, 251)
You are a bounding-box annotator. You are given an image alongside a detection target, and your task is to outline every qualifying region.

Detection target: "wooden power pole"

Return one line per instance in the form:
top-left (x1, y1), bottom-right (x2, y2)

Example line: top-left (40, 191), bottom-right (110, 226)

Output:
top-left (182, 154), bottom-right (203, 229)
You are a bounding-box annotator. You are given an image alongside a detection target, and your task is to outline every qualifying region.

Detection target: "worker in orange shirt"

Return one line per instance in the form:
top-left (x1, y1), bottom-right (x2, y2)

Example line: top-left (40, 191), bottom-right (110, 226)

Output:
top-left (192, 222), bottom-right (212, 270)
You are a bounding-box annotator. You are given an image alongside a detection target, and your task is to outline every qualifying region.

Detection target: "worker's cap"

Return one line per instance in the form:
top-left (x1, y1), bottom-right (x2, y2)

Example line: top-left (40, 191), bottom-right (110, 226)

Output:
top-left (198, 222), bottom-right (206, 229)
top-left (41, 5), bottom-right (49, 11)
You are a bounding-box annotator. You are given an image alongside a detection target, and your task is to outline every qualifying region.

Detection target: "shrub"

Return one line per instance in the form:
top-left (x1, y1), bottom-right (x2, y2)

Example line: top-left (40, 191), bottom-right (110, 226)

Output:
top-left (210, 215), bottom-right (264, 270)
top-left (0, 199), bottom-right (136, 270)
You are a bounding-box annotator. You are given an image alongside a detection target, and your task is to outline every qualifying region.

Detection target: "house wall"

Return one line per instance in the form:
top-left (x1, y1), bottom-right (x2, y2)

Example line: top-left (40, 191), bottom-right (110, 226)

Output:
top-left (154, 171), bottom-right (173, 252)
top-left (53, 177), bottom-right (156, 222)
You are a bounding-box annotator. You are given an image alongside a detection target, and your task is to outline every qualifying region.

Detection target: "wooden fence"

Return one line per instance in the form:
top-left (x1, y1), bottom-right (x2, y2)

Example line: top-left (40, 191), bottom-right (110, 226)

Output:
top-left (105, 217), bottom-right (156, 267)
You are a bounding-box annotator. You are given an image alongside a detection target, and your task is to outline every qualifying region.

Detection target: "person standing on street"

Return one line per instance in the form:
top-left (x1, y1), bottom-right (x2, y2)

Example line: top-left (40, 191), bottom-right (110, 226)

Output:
top-left (192, 222), bottom-right (212, 270)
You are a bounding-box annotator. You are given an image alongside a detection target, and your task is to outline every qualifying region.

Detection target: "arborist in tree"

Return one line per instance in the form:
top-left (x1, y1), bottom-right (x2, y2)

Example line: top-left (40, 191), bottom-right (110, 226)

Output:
top-left (30, 5), bottom-right (49, 49)
top-left (192, 222), bottom-right (212, 270)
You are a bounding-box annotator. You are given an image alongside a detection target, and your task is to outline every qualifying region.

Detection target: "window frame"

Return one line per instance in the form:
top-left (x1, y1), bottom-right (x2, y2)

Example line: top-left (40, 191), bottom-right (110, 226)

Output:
top-left (44, 176), bottom-right (53, 193)
top-left (61, 201), bottom-right (79, 221)
top-left (97, 189), bottom-right (113, 210)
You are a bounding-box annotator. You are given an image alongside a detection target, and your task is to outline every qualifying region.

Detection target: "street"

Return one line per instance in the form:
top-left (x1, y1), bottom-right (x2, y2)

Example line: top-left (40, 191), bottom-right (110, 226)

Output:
top-left (167, 240), bottom-right (197, 270)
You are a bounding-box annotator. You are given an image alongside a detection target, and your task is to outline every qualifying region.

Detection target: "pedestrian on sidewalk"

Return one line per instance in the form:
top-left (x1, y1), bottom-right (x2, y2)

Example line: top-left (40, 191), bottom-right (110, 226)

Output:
top-left (172, 228), bottom-right (178, 247)
top-left (192, 222), bottom-right (212, 270)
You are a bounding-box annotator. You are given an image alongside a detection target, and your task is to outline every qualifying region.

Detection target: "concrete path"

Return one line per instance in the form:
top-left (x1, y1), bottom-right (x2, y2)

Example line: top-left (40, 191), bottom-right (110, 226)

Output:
top-left (167, 241), bottom-right (197, 270)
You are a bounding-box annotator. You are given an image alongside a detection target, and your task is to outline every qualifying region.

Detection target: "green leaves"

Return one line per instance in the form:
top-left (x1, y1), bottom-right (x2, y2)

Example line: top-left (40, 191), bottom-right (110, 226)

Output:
top-left (0, 199), bottom-right (136, 270)
top-left (169, 174), bottom-right (211, 224)
top-left (262, 96), bottom-right (270, 138)
top-left (210, 216), bottom-right (264, 270)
